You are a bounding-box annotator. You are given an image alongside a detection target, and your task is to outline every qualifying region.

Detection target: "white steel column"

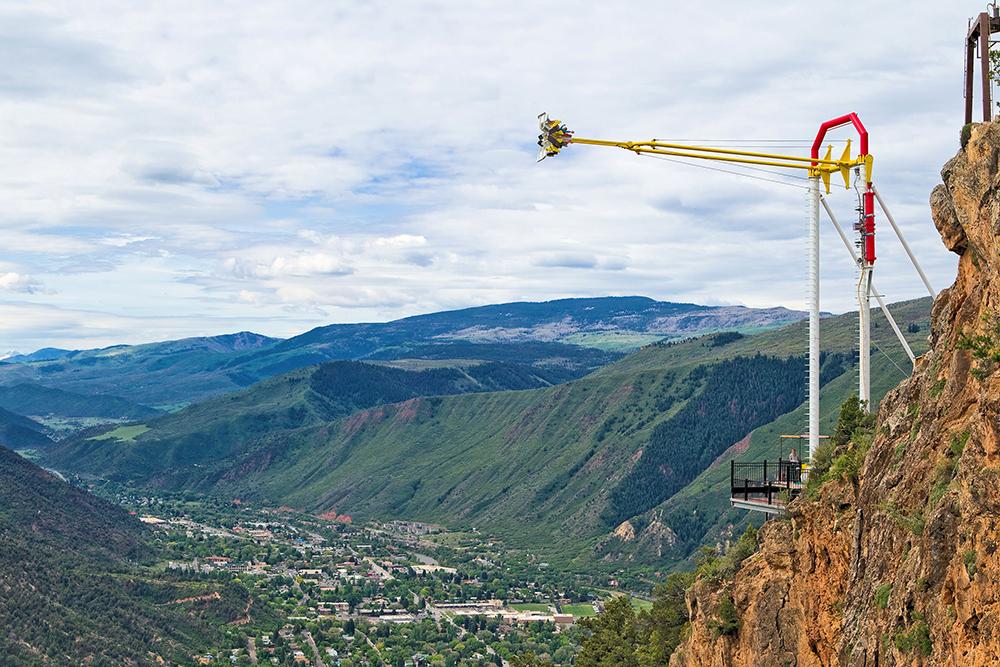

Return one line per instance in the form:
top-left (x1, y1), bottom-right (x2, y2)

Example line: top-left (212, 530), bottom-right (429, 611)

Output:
top-left (858, 267), bottom-right (872, 406)
top-left (808, 177), bottom-right (821, 462)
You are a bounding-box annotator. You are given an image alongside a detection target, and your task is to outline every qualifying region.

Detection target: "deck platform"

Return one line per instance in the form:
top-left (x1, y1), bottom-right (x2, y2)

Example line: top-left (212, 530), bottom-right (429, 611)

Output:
top-left (730, 459), bottom-right (804, 516)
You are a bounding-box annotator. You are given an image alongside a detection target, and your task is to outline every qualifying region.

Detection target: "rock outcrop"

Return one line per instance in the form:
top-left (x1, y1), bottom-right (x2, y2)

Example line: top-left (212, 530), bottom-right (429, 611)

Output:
top-left (671, 122), bottom-right (1000, 666)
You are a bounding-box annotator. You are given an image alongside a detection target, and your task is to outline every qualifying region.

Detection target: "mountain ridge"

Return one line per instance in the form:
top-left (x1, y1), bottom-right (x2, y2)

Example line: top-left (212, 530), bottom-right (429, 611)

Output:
top-left (0, 296), bottom-right (807, 409)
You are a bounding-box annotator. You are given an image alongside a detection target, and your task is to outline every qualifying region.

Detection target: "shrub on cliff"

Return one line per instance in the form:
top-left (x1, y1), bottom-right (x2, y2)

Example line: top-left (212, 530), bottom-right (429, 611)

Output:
top-left (693, 525), bottom-right (759, 582)
top-left (709, 595), bottom-right (740, 637)
top-left (806, 395), bottom-right (875, 496)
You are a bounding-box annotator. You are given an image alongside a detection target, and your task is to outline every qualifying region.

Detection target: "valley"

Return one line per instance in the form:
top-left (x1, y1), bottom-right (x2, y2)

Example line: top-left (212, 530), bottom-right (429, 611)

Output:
top-left (0, 294), bottom-right (930, 666)
top-left (101, 490), bottom-right (613, 666)
top-left (0, 3), bottom-right (972, 664)
top-left (29, 297), bottom-right (929, 574)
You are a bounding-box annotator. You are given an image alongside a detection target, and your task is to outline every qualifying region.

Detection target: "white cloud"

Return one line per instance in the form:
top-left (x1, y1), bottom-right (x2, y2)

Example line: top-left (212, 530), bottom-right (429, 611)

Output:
top-left (0, 1), bottom-right (963, 350)
top-left (0, 272), bottom-right (44, 294)
top-left (224, 253), bottom-right (354, 279)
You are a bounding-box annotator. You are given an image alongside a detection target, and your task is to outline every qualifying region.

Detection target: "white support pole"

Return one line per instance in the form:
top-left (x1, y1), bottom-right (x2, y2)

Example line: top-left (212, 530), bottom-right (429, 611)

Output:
top-left (871, 186), bottom-right (936, 298)
top-left (858, 267), bottom-right (872, 406)
top-left (820, 196), bottom-right (917, 365)
top-left (808, 177), bottom-right (821, 463)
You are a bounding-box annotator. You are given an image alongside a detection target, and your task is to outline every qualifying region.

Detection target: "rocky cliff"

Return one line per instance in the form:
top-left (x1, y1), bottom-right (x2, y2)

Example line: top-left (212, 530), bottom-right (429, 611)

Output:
top-left (670, 122), bottom-right (1000, 666)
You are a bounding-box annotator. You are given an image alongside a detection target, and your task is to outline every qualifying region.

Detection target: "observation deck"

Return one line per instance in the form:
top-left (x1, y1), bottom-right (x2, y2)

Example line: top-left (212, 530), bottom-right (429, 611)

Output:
top-left (730, 459), bottom-right (805, 516)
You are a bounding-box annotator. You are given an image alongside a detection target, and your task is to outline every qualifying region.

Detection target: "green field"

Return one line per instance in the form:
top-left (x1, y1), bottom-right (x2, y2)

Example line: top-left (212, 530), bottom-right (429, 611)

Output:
top-left (630, 598), bottom-right (653, 611)
top-left (561, 331), bottom-right (670, 351)
top-left (88, 424), bottom-right (149, 442)
top-left (510, 603), bottom-right (551, 612)
top-left (562, 603), bottom-right (597, 617)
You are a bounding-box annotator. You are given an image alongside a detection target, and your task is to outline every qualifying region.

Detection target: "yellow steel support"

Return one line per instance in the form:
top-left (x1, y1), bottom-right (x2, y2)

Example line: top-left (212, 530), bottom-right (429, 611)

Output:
top-left (537, 114), bottom-right (869, 193)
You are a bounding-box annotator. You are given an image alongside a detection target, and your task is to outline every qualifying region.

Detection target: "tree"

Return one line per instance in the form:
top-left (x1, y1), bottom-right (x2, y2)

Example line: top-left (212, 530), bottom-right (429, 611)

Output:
top-left (637, 572), bottom-right (695, 665)
top-left (576, 597), bottom-right (642, 667)
top-left (510, 654), bottom-right (554, 667)
top-left (832, 394), bottom-right (874, 447)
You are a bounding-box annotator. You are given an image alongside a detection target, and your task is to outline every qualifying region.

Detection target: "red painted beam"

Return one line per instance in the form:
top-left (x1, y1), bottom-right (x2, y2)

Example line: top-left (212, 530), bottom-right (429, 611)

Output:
top-left (812, 113), bottom-right (875, 263)
top-left (811, 112), bottom-right (868, 160)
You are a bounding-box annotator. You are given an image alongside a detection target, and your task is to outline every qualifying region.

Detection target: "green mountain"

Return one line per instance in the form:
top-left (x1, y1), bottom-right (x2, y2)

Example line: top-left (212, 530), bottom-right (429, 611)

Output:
top-left (0, 448), bottom-right (262, 665)
top-left (0, 332), bottom-right (279, 409)
top-left (0, 297), bottom-right (803, 409)
top-left (0, 406), bottom-right (52, 450)
top-left (242, 295), bottom-right (806, 365)
top-left (47, 359), bottom-right (564, 476)
top-left (0, 382), bottom-right (162, 421)
top-left (46, 298), bottom-right (929, 569)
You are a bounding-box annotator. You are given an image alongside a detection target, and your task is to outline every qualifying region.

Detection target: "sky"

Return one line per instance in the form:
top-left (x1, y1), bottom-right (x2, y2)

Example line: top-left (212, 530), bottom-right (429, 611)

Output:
top-left (0, 1), bottom-right (974, 351)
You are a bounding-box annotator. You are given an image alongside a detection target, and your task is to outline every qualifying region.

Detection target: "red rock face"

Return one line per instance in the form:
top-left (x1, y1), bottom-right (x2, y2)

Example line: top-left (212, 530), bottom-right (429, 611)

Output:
top-left (671, 123), bottom-right (1000, 667)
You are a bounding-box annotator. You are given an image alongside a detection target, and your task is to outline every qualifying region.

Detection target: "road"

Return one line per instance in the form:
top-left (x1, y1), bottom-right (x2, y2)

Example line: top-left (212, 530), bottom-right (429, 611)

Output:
top-left (302, 630), bottom-right (325, 667)
top-left (358, 629), bottom-right (387, 666)
top-left (246, 636), bottom-right (258, 664)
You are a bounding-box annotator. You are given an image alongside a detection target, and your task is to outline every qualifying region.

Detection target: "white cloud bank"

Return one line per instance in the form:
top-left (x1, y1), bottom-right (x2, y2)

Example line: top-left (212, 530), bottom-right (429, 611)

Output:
top-left (0, 1), bottom-right (964, 350)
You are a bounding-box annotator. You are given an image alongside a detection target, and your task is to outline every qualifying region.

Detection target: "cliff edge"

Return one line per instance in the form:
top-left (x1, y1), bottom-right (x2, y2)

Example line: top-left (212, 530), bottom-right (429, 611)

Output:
top-left (671, 122), bottom-right (1000, 666)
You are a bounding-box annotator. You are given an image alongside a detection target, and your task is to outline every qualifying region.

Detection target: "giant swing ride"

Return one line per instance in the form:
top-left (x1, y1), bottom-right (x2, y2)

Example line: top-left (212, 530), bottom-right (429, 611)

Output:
top-left (536, 112), bottom-right (936, 514)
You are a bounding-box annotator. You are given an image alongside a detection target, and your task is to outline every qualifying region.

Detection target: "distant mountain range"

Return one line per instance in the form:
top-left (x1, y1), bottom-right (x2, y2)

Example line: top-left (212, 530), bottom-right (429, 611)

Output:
top-left (0, 332), bottom-right (280, 409)
top-left (0, 296), bottom-right (807, 409)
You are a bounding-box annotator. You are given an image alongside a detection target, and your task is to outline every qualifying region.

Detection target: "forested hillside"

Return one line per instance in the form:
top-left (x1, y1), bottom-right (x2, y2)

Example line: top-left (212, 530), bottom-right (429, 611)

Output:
top-left (0, 406), bottom-right (52, 450)
top-left (604, 354), bottom-right (812, 525)
top-left (598, 351), bottom-right (913, 566)
top-left (0, 448), bottom-right (261, 665)
top-left (0, 382), bottom-right (161, 421)
top-left (47, 359), bottom-right (561, 477)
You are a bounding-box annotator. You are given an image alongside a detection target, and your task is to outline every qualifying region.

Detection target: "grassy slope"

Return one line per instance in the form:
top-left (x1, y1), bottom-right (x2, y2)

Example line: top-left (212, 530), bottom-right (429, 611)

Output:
top-left (252, 299), bottom-right (929, 562)
top-left (154, 366), bottom-right (688, 560)
top-left (47, 359), bottom-right (563, 477)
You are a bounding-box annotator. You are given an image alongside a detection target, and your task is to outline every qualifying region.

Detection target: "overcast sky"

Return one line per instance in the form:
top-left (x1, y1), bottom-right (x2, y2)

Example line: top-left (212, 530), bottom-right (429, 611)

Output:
top-left (0, 1), bottom-right (974, 351)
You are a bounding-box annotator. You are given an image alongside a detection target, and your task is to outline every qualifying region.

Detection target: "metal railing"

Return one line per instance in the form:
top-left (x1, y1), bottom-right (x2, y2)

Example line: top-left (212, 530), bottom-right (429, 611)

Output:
top-left (730, 459), bottom-right (804, 506)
